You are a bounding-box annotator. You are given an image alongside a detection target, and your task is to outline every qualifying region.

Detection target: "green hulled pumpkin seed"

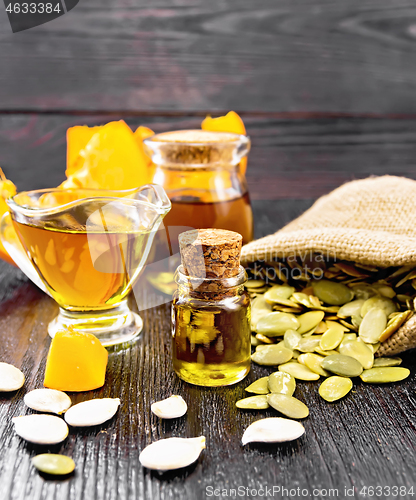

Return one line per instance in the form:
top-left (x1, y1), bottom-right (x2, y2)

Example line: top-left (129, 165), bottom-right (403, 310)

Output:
top-left (255, 333), bottom-right (275, 344)
top-left (320, 322), bottom-right (344, 350)
top-left (318, 376), bottom-right (353, 402)
top-left (341, 333), bottom-right (357, 343)
top-left (373, 284), bottom-right (396, 299)
top-left (32, 454), bottom-right (75, 476)
top-left (338, 340), bottom-right (374, 370)
top-left (251, 345), bottom-right (293, 366)
top-left (359, 308), bottom-right (387, 344)
top-left (379, 311), bottom-right (411, 342)
top-left (360, 367), bottom-right (410, 383)
top-left (364, 341), bottom-right (380, 353)
top-left (278, 362), bottom-right (320, 381)
top-left (312, 280), bottom-right (354, 306)
top-left (321, 354), bottom-right (363, 377)
top-left (264, 285), bottom-right (296, 303)
top-left (314, 321), bottom-right (327, 334)
top-left (314, 348), bottom-right (339, 357)
top-left (245, 377), bottom-right (270, 394)
top-left (236, 395), bottom-right (269, 409)
top-left (256, 312), bottom-right (300, 337)
top-left (298, 353), bottom-right (330, 377)
top-left (245, 280), bottom-right (267, 289)
top-left (267, 393), bottom-right (309, 419)
top-left (297, 337), bottom-right (321, 353)
top-left (284, 329), bottom-right (302, 350)
top-left (349, 284), bottom-right (377, 300)
top-left (337, 299), bottom-right (365, 318)
top-left (291, 293), bottom-right (313, 307)
top-left (373, 357), bottom-right (402, 367)
top-left (251, 335), bottom-right (261, 346)
top-left (297, 311), bottom-right (325, 334)
top-left (251, 296), bottom-right (272, 330)
top-left (268, 372), bottom-right (296, 395)
top-left (361, 297), bottom-right (397, 318)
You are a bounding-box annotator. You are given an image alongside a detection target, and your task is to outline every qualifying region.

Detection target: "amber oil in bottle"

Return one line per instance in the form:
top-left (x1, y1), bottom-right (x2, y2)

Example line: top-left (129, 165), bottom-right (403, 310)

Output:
top-left (172, 229), bottom-right (251, 386)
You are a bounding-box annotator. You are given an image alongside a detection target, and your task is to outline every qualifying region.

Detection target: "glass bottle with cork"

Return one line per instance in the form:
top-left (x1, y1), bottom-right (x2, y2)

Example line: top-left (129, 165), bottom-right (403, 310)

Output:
top-left (172, 228), bottom-right (251, 386)
top-left (143, 130), bottom-right (254, 248)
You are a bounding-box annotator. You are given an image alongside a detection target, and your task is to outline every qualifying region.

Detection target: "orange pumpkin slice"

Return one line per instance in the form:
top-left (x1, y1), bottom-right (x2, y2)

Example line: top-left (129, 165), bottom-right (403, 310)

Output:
top-left (66, 125), bottom-right (102, 177)
top-left (60, 120), bottom-right (153, 191)
top-left (0, 169), bottom-right (17, 266)
top-left (44, 328), bottom-right (108, 392)
top-left (201, 111), bottom-right (248, 175)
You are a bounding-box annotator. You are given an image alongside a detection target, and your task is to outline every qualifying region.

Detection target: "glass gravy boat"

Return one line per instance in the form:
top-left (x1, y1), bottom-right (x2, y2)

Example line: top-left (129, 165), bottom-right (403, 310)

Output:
top-left (1, 185), bottom-right (171, 346)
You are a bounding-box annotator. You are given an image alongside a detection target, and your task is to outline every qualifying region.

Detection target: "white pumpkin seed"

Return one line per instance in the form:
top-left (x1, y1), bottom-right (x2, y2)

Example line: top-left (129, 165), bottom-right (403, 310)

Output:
top-left (359, 308), bottom-right (387, 343)
top-left (236, 395), bottom-right (269, 409)
top-left (319, 376), bottom-right (353, 402)
top-left (24, 389), bottom-right (72, 415)
top-left (13, 415), bottom-right (68, 444)
top-left (32, 454), bottom-right (75, 475)
top-left (267, 393), bottom-right (309, 419)
top-left (278, 362), bottom-right (320, 381)
top-left (151, 395), bottom-right (187, 419)
top-left (64, 398), bottom-right (120, 427)
top-left (139, 436), bottom-right (205, 471)
top-left (242, 417), bottom-right (305, 444)
top-left (0, 362), bottom-right (24, 392)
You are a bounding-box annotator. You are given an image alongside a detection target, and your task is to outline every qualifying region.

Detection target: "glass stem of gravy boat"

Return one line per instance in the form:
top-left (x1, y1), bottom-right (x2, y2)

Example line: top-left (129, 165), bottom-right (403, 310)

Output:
top-left (1, 184), bottom-right (171, 347)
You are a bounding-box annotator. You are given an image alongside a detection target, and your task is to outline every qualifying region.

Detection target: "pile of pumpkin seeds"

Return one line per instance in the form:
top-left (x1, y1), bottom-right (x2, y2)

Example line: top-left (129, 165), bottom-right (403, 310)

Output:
top-left (238, 257), bottom-right (415, 413)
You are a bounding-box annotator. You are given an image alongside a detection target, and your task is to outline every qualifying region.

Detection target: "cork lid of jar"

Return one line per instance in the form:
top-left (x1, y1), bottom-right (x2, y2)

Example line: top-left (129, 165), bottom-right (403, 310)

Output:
top-left (178, 228), bottom-right (243, 279)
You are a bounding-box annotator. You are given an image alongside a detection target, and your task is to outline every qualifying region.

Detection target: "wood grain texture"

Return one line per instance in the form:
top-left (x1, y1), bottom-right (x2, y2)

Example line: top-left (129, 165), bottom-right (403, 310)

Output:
top-left (1, 113), bottom-right (416, 200)
top-left (2, 1), bottom-right (416, 113)
top-left (0, 200), bottom-right (416, 500)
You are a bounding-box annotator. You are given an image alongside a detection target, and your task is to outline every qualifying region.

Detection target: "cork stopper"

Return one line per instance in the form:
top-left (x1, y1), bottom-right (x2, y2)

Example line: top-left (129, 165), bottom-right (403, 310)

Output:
top-left (143, 129), bottom-right (250, 166)
top-left (179, 229), bottom-right (243, 279)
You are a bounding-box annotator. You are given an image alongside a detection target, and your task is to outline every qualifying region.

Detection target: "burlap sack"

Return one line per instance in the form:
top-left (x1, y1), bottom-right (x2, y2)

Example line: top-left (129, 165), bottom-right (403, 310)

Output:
top-left (241, 176), bottom-right (416, 356)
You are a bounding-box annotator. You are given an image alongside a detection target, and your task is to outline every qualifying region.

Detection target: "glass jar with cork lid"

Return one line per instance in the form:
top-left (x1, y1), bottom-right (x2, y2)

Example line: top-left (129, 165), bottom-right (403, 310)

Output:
top-left (143, 130), bottom-right (253, 247)
top-left (172, 228), bottom-right (251, 386)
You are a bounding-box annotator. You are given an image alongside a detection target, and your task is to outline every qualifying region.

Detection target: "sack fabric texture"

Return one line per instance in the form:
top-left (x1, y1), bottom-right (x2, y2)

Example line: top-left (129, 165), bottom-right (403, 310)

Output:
top-left (241, 176), bottom-right (416, 356)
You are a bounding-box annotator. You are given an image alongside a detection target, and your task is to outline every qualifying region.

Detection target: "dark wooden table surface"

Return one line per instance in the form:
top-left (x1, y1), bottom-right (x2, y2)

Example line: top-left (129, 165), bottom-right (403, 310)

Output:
top-left (2, 1), bottom-right (416, 499)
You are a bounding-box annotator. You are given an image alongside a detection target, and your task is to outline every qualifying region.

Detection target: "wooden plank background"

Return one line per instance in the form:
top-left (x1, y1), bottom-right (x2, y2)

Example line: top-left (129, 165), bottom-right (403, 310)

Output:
top-left (1, 0), bottom-right (416, 114)
top-left (1, 0), bottom-right (416, 499)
